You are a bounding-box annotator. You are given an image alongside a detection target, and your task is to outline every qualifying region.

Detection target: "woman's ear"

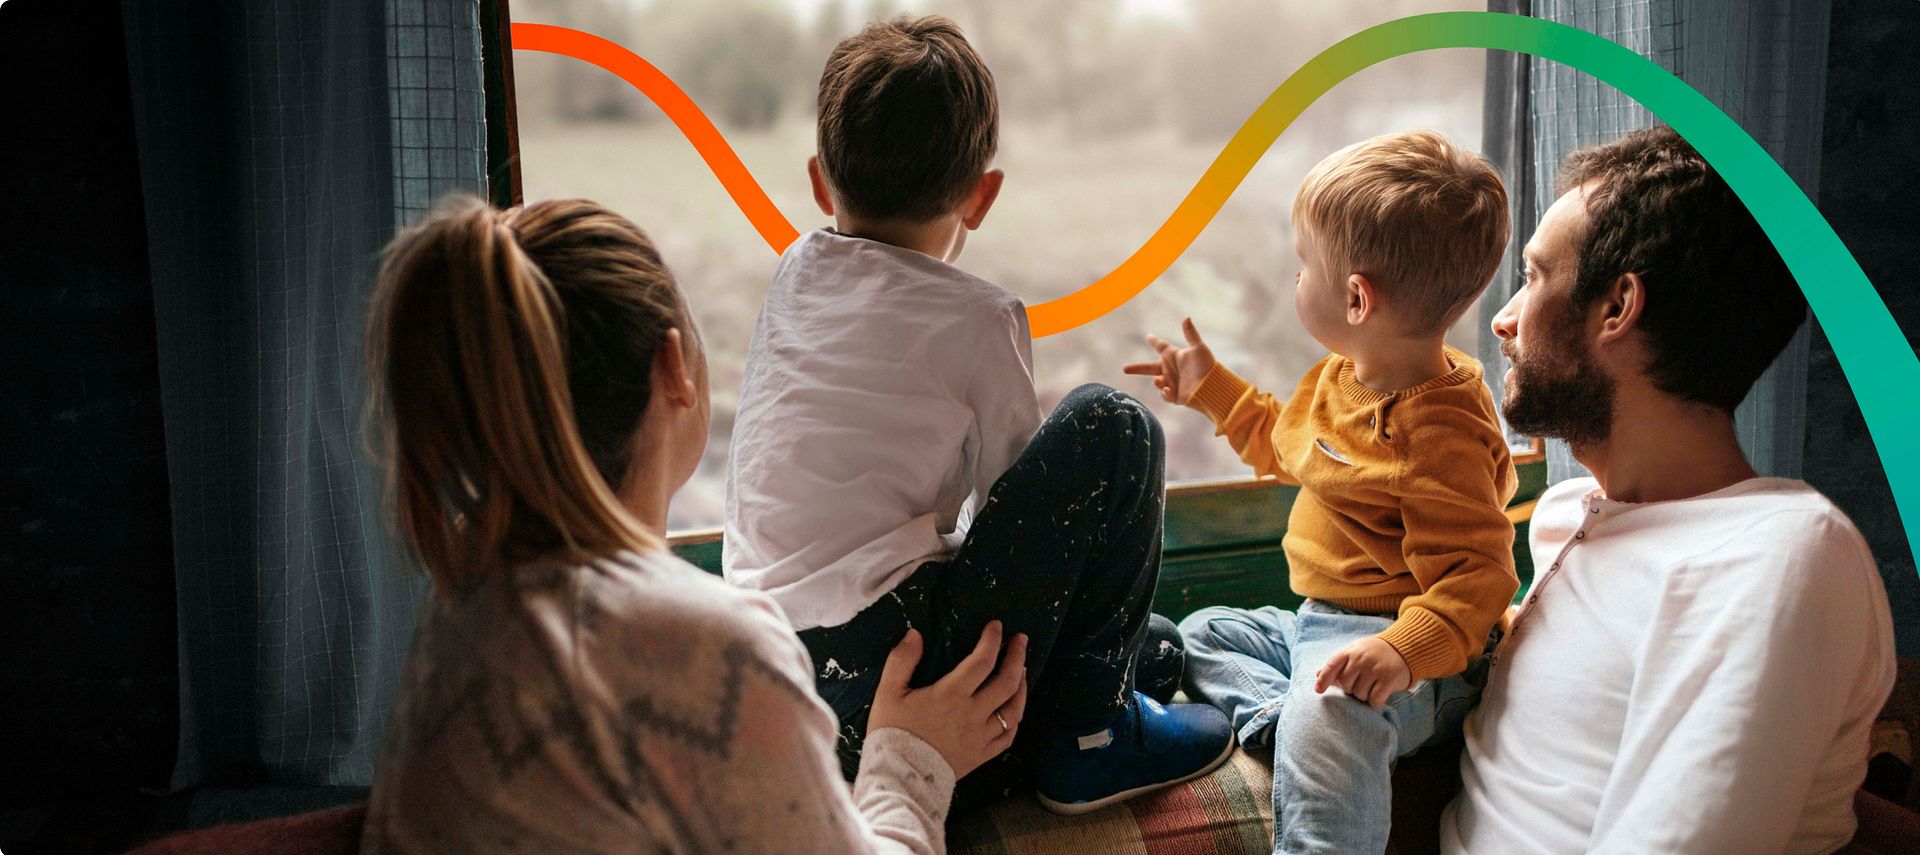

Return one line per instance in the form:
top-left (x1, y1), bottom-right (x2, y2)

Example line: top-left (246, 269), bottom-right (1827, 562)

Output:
top-left (653, 328), bottom-right (695, 409)
top-left (808, 157), bottom-right (836, 217)
top-left (1346, 273), bottom-right (1378, 326)
top-left (961, 169), bottom-right (1004, 230)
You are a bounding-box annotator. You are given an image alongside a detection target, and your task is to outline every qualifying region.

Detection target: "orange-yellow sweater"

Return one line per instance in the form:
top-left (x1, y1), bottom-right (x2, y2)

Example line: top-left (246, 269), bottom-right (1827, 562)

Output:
top-left (1187, 347), bottom-right (1518, 680)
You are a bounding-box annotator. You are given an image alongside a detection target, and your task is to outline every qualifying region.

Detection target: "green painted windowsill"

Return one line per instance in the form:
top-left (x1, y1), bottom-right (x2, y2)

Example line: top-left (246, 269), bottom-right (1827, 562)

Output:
top-left (673, 458), bottom-right (1549, 623)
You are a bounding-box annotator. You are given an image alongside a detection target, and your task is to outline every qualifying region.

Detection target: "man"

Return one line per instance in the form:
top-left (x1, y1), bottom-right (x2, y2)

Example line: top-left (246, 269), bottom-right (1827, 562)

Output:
top-left (1441, 125), bottom-right (1896, 853)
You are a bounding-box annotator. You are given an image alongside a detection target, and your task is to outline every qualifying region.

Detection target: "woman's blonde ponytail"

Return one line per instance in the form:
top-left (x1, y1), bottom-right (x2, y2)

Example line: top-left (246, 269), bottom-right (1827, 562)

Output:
top-left (368, 195), bottom-right (685, 585)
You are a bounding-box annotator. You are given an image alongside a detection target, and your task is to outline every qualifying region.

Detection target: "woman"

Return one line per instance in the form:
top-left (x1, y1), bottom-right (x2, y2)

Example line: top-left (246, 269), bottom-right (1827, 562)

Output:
top-left (360, 195), bottom-right (1027, 854)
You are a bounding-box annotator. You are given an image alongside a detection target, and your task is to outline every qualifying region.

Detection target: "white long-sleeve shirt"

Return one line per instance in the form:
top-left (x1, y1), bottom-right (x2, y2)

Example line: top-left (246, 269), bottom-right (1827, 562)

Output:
top-left (1441, 476), bottom-right (1896, 854)
top-left (363, 549), bottom-right (955, 855)
top-left (724, 228), bottom-right (1043, 630)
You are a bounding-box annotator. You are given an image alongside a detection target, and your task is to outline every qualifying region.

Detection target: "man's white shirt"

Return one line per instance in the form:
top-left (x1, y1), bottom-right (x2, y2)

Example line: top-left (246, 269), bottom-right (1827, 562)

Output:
top-left (1442, 476), bottom-right (1895, 854)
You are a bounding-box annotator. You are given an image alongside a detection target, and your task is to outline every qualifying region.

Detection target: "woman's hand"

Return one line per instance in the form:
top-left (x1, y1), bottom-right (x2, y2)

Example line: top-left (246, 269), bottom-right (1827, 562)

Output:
top-left (867, 622), bottom-right (1029, 779)
top-left (1123, 317), bottom-right (1216, 406)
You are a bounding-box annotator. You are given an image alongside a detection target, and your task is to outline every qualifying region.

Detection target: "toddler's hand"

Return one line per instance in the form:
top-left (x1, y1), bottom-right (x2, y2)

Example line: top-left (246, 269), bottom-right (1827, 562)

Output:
top-left (1122, 317), bottom-right (1217, 406)
top-left (1314, 636), bottom-right (1411, 710)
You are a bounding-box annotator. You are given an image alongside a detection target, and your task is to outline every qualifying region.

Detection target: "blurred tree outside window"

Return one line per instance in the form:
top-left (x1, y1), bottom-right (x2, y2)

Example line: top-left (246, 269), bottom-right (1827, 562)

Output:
top-left (510, 0), bottom-right (1489, 530)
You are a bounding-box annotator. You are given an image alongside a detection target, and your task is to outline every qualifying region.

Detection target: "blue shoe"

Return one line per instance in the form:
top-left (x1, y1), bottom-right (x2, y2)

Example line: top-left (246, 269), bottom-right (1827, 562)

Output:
top-left (1033, 691), bottom-right (1236, 815)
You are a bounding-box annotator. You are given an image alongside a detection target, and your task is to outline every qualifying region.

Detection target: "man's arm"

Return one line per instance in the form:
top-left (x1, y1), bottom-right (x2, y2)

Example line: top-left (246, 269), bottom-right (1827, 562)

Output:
top-left (1585, 512), bottom-right (1895, 853)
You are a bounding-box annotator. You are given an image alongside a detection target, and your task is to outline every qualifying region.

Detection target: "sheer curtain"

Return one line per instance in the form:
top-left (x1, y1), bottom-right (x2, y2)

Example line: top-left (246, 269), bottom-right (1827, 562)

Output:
top-left (121, 0), bottom-right (488, 790)
top-left (1483, 0), bottom-right (1828, 483)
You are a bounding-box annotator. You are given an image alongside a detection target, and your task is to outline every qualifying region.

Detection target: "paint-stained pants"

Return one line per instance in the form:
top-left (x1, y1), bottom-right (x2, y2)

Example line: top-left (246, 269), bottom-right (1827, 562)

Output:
top-left (798, 384), bottom-right (1173, 815)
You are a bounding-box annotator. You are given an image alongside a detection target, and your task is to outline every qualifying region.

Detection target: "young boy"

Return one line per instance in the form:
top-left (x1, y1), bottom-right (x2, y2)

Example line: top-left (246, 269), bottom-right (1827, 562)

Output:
top-left (1126, 130), bottom-right (1518, 852)
top-left (723, 15), bottom-right (1231, 815)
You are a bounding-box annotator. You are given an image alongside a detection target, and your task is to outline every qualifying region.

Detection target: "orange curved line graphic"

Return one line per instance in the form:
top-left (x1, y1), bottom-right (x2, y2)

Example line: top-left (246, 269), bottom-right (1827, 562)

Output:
top-left (511, 23), bottom-right (801, 255)
top-left (516, 22), bottom-right (1164, 337)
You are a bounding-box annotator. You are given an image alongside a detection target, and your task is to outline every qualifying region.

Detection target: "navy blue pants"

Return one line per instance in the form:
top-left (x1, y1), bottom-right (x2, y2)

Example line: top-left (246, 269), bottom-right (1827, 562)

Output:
top-left (798, 384), bottom-right (1178, 813)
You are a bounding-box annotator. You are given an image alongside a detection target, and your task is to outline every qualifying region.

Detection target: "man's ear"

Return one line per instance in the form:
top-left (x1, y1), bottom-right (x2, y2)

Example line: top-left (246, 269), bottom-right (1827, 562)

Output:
top-left (960, 169), bottom-right (1004, 230)
top-left (653, 328), bottom-right (695, 410)
top-left (1346, 273), bottom-right (1379, 326)
top-left (807, 157), bottom-right (836, 217)
top-left (1594, 272), bottom-right (1646, 347)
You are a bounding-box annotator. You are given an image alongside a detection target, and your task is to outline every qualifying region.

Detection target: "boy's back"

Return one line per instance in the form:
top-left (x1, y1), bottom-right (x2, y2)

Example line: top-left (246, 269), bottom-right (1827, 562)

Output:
top-left (723, 228), bottom-right (1041, 631)
top-left (727, 16), bottom-right (1236, 817)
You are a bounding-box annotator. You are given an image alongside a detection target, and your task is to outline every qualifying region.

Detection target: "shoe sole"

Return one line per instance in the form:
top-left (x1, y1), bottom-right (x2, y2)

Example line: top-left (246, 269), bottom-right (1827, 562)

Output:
top-left (1034, 735), bottom-right (1238, 816)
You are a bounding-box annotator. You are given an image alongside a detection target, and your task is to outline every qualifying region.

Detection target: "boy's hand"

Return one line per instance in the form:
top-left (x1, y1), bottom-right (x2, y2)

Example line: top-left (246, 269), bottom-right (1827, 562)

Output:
top-left (1314, 636), bottom-right (1411, 710)
top-left (1123, 317), bottom-right (1216, 405)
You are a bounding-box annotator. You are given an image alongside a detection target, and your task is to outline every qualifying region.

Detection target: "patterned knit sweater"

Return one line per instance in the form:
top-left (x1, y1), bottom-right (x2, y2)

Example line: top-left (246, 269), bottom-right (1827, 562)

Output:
top-left (362, 548), bottom-right (955, 854)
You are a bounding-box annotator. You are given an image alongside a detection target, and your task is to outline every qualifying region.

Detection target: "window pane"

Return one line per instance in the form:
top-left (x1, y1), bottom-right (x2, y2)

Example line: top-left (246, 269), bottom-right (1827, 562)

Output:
top-left (510, 0), bottom-right (1487, 531)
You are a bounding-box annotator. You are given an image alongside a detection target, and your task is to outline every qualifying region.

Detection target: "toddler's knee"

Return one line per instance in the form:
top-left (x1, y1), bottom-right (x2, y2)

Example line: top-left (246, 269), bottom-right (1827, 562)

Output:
top-left (1177, 607), bottom-right (1244, 650)
top-left (1281, 680), bottom-right (1384, 735)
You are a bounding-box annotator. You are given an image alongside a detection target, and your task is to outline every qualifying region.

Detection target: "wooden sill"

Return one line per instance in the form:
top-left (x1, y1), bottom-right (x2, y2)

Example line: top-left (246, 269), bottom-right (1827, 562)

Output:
top-left (670, 465), bottom-right (1544, 549)
top-left (1513, 436), bottom-right (1547, 466)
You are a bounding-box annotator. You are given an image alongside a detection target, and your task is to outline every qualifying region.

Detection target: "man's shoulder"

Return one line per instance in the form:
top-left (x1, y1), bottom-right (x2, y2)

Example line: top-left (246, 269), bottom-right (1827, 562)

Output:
top-left (1676, 478), bottom-right (1863, 553)
top-left (1651, 479), bottom-right (1877, 597)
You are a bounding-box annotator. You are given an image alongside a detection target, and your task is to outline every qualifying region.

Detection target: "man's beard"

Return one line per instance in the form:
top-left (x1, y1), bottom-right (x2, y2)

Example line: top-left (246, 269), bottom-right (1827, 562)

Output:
top-left (1501, 313), bottom-right (1616, 449)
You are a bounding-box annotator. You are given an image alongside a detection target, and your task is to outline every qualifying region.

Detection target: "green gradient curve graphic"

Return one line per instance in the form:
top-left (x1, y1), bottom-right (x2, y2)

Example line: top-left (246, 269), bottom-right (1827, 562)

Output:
top-left (517, 12), bottom-right (1920, 568)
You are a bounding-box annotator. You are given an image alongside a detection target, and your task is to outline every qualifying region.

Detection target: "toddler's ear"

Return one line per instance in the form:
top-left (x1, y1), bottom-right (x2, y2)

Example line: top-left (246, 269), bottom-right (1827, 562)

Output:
top-left (961, 169), bottom-right (1005, 230)
top-left (807, 156), bottom-right (836, 217)
top-left (1346, 273), bottom-right (1380, 326)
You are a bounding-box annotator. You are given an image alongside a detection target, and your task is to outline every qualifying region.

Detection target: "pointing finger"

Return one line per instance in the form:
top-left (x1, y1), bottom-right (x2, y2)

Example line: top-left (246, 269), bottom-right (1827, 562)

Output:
top-left (1182, 317), bottom-right (1206, 347)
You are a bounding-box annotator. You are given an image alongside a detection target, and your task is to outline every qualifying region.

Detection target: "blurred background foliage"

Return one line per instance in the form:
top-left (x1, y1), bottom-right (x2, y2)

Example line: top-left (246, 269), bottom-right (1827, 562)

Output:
top-left (509, 0), bottom-right (1487, 528)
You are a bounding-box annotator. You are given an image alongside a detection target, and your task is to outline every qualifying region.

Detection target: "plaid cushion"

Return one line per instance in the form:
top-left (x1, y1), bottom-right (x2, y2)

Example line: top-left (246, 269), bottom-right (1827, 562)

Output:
top-left (949, 738), bottom-right (1476, 855)
top-left (949, 748), bottom-right (1275, 855)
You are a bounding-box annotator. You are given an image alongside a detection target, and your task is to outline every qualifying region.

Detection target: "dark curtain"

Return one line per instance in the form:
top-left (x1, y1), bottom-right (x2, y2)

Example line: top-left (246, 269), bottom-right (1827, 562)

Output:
top-left (119, 0), bottom-right (488, 790)
top-left (0, 0), bottom-right (179, 803)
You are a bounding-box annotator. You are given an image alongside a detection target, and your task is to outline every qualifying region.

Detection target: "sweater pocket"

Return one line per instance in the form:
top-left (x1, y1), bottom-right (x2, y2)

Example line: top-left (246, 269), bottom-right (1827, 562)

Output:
top-left (1314, 437), bottom-right (1354, 465)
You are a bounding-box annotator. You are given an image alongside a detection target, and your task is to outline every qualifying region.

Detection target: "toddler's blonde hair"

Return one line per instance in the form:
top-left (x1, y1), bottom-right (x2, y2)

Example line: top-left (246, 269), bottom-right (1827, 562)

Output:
top-left (1292, 130), bottom-right (1509, 334)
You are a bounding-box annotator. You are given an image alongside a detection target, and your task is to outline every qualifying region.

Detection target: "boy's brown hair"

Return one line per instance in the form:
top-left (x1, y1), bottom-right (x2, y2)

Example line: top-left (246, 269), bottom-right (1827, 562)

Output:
top-left (816, 15), bottom-right (997, 223)
top-left (1292, 130), bottom-right (1509, 334)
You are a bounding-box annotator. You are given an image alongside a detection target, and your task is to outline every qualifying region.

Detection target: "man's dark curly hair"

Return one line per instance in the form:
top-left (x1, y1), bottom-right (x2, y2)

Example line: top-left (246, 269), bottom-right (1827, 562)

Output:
top-left (1558, 124), bottom-right (1805, 413)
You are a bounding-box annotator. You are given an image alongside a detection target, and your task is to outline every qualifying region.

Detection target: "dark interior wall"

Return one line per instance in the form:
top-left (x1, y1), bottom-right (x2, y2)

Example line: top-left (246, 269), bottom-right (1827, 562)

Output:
top-left (0, 0), bottom-right (178, 803)
top-left (1808, 0), bottom-right (1920, 657)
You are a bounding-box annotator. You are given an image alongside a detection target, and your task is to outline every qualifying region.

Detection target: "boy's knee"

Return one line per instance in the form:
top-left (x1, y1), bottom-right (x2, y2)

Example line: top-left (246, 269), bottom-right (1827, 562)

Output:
top-left (1142, 613), bottom-right (1185, 665)
top-left (1146, 612), bottom-right (1181, 646)
top-left (1053, 384), bottom-right (1163, 445)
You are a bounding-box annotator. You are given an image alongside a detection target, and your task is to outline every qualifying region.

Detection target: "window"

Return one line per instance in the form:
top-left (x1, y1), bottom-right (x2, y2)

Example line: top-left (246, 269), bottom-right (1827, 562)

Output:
top-left (506, 0), bottom-right (1500, 531)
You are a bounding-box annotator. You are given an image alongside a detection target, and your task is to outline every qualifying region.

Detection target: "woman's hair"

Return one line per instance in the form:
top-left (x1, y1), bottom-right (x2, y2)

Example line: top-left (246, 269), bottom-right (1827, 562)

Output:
top-left (367, 195), bottom-right (688, 585)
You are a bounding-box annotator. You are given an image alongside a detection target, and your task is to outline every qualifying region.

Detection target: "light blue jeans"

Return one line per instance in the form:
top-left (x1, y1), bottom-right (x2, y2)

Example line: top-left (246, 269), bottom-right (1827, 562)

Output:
top-left (1178, 600), bottom-right (1482, 854)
